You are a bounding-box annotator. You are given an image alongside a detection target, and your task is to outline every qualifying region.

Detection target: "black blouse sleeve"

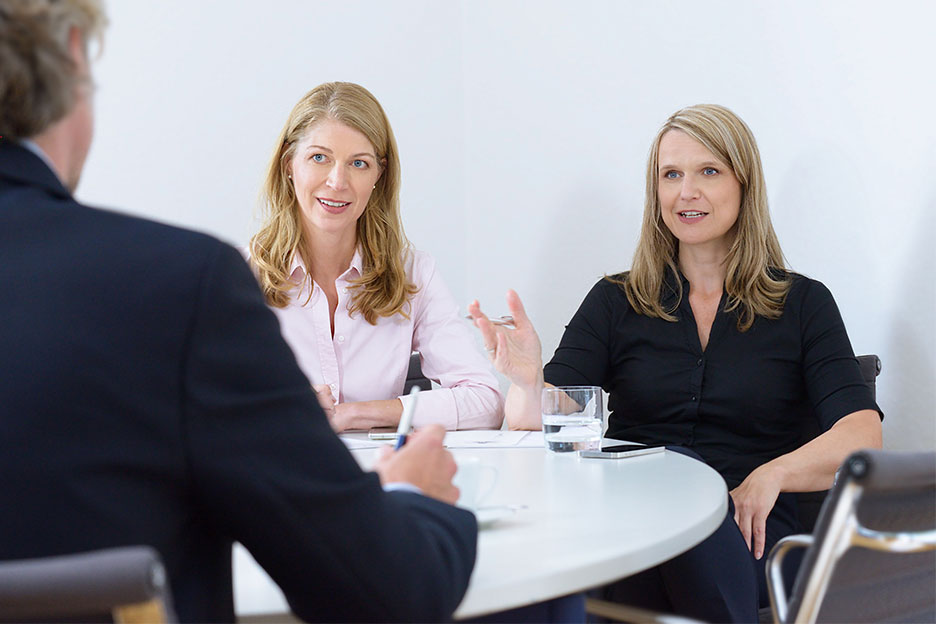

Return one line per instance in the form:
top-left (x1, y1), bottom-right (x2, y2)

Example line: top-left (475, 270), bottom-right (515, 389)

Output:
top-left (543, 279), bottom-right (616, 389)
top-left (797, 277), bottom-right (883, 431)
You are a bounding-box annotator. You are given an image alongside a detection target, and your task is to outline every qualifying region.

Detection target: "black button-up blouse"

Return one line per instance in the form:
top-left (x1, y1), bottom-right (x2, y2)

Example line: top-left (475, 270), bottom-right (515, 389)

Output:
top-left (544, 272), bottom-right (881, 489)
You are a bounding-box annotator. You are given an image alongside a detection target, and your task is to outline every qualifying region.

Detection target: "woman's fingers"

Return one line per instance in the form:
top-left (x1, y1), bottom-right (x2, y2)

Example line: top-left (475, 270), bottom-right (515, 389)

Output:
top-left (467, 299), bottom-right (485, 320)
top-left (752, 515), bottom-right (767, 560)
top-left (729, 490), bottom-right (752, 551)
top-left (469, 299), bottom-right (502, 354)
top-left (505, 289), bottom-right (532, 329)
top-left (476, 317), bottom-right (500, 354)
top-left (730, 489), bottom-right (771, 559)
top-left (493, 330), bottom-right (508, 369)
top-left (312, 384), bottom-right (335, 413)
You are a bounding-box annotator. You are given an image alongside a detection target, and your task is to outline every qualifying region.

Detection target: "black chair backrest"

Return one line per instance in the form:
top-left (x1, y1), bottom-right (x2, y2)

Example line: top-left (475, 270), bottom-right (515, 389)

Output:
top-left (786, 449), bottom-right (936, 623)
top-left (796, 354), bottom-right (881, 532)
top-left (404, 351), bottom-right (432, 394)
top-left (0, 546), bottom-right (176, 623)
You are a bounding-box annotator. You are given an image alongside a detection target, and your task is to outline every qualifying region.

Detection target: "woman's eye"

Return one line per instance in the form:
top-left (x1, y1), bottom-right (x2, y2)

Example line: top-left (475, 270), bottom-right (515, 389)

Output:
top-left (311, 153), bottom-right (326, 163)
top-left (663, 171), bottom-right (680, 179)
top-left (351, 159), bottom-right (368, 169)
top-left (703, 167), bottom-right (718, 176)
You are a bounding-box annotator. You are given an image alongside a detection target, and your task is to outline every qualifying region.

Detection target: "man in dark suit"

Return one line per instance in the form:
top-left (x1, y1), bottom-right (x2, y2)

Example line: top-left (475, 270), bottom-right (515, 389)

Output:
top-left (0, 2), bottom-right (476, 622)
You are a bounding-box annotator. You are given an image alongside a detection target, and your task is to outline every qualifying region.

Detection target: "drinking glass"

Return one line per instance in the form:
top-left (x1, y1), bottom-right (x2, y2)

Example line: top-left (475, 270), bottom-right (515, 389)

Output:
top-left (541, 386), bottom-right (602, 453)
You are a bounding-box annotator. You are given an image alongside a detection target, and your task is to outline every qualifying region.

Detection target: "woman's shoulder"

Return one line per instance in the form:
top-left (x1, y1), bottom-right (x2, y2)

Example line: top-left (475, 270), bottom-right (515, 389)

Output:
top-left (777, 271), bottom-right (841, 319)
top-left (783, 271), bottom-right (834, 299)
top-left (402, 247), bottom-right (437, 283)
top-left (598, 271), bottom-right (632, 300)
top-left (572, 272), bottom-right (632, 316)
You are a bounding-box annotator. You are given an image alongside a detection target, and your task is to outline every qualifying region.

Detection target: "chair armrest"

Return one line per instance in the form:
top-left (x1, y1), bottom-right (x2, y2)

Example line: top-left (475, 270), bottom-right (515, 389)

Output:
top-left (766, 534), bottom-right (814, 623)
top-left (852, 527), bottom-right (936, 553)
top-left (0, 546), bottom-right (169, 620)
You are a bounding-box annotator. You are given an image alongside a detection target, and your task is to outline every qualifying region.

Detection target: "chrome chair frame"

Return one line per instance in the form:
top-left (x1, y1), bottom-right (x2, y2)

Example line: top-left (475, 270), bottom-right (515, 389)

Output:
top-left (766, 451), bottom-right (936, 624)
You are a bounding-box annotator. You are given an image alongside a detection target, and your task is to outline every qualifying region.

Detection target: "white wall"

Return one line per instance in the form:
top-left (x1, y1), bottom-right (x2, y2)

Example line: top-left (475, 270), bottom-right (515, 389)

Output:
top-left (80, 0), bottom-right (935, 451)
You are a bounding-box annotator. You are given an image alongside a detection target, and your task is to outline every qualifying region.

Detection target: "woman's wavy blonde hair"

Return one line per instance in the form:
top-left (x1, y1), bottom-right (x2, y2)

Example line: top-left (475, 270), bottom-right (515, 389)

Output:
top-left (250, 82), bottom-right (416, 323)
top-left (612, 104), bottom-right (790, 331)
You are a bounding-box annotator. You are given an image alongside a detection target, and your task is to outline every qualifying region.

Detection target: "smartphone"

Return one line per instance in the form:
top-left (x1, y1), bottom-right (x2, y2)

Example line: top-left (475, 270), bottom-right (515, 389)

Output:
top-left (368, 427), bottom-right (398, 441)
top-left (579, 444), bottom-right (665, 459)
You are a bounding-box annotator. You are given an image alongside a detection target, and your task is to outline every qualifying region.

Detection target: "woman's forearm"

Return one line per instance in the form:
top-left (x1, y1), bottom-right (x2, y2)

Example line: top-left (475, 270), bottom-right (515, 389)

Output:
top-left (762, 409), bottom-right (882, 492)
top-left (334, 398), bottom-right (404, 431)
top-left (504, 377), bottom-right (548, 431)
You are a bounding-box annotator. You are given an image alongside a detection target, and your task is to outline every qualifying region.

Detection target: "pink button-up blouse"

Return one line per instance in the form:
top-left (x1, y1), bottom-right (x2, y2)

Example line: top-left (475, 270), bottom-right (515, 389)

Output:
top-left (265, 248), bottom-right (503, 430)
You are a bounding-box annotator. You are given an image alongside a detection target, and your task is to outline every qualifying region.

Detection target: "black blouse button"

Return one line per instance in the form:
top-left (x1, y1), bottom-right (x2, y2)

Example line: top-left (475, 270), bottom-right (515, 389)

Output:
top-left (691, 395), bottom-right (697, 402)
top-left (697, 358), bottom-right (703, 366)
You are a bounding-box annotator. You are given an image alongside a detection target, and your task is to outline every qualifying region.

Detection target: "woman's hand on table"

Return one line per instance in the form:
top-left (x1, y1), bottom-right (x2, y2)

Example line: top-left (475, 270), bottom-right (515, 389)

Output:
top-left (312, 386), bottom-right (358, 432)
top-left (468, 290), bottom-right (543, 388)
top-left (316, 397), bottom-right (405, 433)
top-left (312, 384), bottom-right (341, 429)
top-left (729, 464), bottom-right (783, 560)
top-left (374, 425), bottom-right (459, 505)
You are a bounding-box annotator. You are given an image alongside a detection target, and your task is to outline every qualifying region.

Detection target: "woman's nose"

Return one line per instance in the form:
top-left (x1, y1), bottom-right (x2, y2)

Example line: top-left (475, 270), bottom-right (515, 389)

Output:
top-left (680, 176), bottom-right (701, 200)
top-left (326, 164), bottom-right (347, 191)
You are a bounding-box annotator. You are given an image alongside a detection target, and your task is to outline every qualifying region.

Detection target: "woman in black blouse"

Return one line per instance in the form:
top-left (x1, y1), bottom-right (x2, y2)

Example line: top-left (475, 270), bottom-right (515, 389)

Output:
top-left (469, 104), bottom-right (882, 622)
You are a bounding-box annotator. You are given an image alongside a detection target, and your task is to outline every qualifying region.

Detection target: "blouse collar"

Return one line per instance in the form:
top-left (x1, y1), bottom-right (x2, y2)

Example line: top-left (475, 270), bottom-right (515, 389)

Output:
top-left (288, 247), bottom-right (364, 286)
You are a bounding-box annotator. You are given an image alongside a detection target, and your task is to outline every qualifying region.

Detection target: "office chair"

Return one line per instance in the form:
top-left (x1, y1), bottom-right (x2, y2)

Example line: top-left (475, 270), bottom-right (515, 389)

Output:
top-left (404, 351), bottom-right (432, 394)
top-left (766, 448), bottom-right (936, 624)
top-left (0, 546), bottom-right (176, 623)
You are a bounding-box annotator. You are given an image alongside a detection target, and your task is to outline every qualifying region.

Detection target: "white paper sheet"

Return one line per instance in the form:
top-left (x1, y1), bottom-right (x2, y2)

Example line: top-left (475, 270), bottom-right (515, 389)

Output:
top-left (339, 436), bottom-right (386, 450)
top-left (443, 430), bottom-right (544, 449)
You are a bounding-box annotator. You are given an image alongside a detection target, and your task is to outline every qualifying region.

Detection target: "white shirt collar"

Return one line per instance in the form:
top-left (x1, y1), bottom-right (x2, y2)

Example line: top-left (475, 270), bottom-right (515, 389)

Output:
top-left (19, 139), bottom-right (61, 183)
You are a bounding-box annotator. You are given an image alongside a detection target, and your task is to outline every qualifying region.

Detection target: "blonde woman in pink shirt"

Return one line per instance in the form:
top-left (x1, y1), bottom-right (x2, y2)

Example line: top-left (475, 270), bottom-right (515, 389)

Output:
top-left (249, 82), bottom-right (503, 432)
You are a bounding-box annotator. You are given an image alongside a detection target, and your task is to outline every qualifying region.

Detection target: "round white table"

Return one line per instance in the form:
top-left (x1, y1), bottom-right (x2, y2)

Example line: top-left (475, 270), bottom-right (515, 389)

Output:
top-left (234, 439), bottom-right (727, 620)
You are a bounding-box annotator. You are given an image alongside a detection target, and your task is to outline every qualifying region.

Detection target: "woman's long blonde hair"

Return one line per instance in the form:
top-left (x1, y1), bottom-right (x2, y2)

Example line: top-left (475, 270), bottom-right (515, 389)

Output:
top-left (249, 82), bottom-right (416, 323)
top-left (613, 104), bottom-right (790, 331)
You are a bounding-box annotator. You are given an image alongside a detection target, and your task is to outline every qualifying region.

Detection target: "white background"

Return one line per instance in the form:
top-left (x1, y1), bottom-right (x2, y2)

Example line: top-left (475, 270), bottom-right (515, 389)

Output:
top-left (80, 0), bottom-right (935, 451)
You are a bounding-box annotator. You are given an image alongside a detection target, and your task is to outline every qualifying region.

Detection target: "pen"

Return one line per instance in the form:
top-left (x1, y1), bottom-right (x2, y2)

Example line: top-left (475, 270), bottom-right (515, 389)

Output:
top-left (464, 314), bottom-right (515, 328)
top-left (394, 386), bottom-right (420, 449)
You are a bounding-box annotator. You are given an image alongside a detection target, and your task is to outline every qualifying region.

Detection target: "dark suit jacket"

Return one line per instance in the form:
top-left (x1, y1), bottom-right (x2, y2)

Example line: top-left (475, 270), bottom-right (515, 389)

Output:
top-left (0, 141), bottom-right (476, 623)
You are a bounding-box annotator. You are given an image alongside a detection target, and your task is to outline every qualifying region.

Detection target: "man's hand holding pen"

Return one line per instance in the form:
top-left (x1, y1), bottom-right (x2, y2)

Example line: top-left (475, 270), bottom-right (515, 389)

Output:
top-left (374, 425), bottom-right (460, 505)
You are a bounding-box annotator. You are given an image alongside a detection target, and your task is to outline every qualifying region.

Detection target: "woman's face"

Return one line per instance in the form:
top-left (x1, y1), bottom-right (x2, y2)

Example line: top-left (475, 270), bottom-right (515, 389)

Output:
top-left (289, 118), bottom-right (383, 240)
top-left (657, 130), bottom-right (742, 253)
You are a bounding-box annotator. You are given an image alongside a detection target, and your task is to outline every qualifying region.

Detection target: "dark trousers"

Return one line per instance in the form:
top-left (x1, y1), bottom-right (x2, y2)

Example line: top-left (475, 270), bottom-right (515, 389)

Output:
top-left (469, 593), bottom-right (586, 623)
top-left (598, 447), bottom-right (802, 624)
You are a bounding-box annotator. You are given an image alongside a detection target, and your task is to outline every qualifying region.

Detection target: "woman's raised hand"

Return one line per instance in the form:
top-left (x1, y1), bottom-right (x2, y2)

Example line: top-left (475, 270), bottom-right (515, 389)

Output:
top-left (468, 290), bottom-right (543, 390)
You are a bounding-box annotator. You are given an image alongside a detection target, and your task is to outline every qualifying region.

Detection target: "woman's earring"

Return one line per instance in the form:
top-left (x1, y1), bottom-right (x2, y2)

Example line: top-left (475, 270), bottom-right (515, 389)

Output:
top-left (372, 184), bottom-right (376, 189)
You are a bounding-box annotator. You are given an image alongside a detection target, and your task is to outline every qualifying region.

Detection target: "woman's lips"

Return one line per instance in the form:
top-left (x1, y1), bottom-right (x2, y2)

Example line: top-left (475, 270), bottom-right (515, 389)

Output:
top-left (677, 210), bottom-right (708, 224)
top-left (318, 197), bottom-right (351, 214)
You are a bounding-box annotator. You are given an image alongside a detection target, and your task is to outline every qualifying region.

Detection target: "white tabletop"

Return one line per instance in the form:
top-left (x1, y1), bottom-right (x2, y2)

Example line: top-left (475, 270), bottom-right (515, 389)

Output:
top-left (234, 435), bottom-right (727, 619)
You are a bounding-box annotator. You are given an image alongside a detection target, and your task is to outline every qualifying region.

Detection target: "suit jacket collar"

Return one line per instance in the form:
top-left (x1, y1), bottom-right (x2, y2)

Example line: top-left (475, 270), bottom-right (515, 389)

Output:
top-left (0, 140), bottom-right (72, 200)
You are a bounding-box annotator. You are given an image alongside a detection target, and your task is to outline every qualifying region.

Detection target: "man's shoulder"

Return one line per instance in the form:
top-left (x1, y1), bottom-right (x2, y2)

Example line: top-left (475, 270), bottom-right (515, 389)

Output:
top-left (4, 183), bottom-right (243, 300)
top-left (62, 195), bottom-right (231, 273)
top-left (84, 201), bottom-right (223, 253)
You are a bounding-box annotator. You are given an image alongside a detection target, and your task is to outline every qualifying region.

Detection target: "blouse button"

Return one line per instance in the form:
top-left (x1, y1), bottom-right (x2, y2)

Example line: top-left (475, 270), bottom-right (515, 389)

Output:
top-left (691, 395), bottom-right (697, 402)
top-left (329, 383), bottom-right (337, 391)
top-left (337, 335), bottom-right (345, 343)
top-left (697, 358), bottom-right (703, 366)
